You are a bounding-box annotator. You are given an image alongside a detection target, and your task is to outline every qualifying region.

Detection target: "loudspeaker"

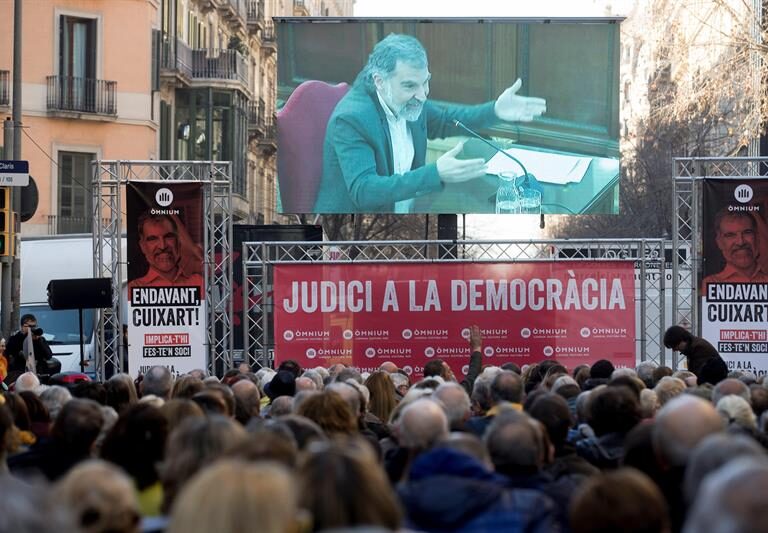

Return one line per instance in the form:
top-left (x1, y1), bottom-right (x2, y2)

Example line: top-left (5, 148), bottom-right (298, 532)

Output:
top-left (437, 214), bottom-right (458, 259)
top-left (47, 278), bottom-right (113, 310)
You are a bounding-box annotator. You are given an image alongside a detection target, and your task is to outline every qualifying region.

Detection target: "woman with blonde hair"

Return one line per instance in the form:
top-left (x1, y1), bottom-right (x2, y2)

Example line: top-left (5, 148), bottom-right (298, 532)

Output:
top-left (54, 459), bottom-right (141, 533)
top-left (168, 460), bottom-right (298, 533)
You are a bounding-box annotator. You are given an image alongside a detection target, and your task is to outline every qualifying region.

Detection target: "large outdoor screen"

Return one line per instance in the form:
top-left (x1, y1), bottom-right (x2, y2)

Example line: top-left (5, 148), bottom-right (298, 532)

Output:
top-left (276, 18), bottom-right (620, 215)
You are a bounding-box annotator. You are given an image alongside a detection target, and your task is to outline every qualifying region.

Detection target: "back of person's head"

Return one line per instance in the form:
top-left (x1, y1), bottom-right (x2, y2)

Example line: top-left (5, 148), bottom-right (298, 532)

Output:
top-left (141, 366), bottom-right (173, 399)
top-left (640, 389), bottom-right (660, 419)
top-left (202, 382), bottom-right (235, 417)
top-left (275, 414), bottom-right (327, 450)
top-left (654, 376), bottom-right (687, 406)
top-left (588, 385), bottom-right (641, 437)
top-left (51, 398), bottom-right (104, 454)
top-left (433, 382), bottom-right (471, 428)
top-left (712, 378), bottom-right (751, 405)
top-left (608, 375), bottom-right (644, 399)
top-left (40, 385), bottom-right (72, 421)
top-left (653, 366), bottom-right (674, 384)
top-left (54, 459), bottom-right (141, 533)
top-left (268, 395), bottom-right (293, 418)
top-left (423, 359), bottom-right (446, 379)
top-left (684, 457), bottom-right (768, 533)
top-left (364, 371), bottom-right (397, 423)
top-left (439, 432), bottom-right (492, 467)
top-left (635, 362), bottom-right (658, 388)
top-left (18, 390), bottom-right (50, 425)
top-left (191, 390), bottom-right (228, 417)
top-left (335, 367), bottom-right (363, 384)
top-left (683, 433), bottom-right (765, 504)
top-left (160, 398), bottom-right (205, 433)
top-left (325, 381), bottom-right (363, 417)
top-left (231, 379), bottom-right (261, 425)
top-left (295, 390), bottom-right (357, 436)
top-left (501, 362), bottom-right (522, 374)
top-left (397, 398), bottom-right (449, 450)
top-left (484, 410), bottom-right (540, 476)
top-left (161, 415), bottom-right (247, 512)
top-left (750, 385), bottom-right (768, 418)
top-left (100, 403), bottom-right (169, 490)
top-left (716, 395), bottom-right (757, 430)
top-left (653, 394), bottom-right (724, 468)
top-left (169, 460), bottom-right (297, 533)
top-left (229, 426), bottom-right (298, 468)
top-left (298, 438), bottom-right (402, 532)
top-left (663, 325), bottom-right (693, 349)
top-left (277, 359), bottom-right (302, 377)
top-left (104, 377), bottom-right (134, 414)
top-left (570, 468), bottom-right (669, 533)
top-left (528, 393), bottom-right (573, 451)
top-left (72, 381), bottom-right (107, 405)
top-left (14, 372), bottom-right (40, 394)
top-left (171, 375), bottom-right (204, 400)
top-left (4, 392), bottom-right (31, 433)
top-left (590, 359), bottom-right (616, 379)
top-left (491, 370), bottom-right (524, 404)
top-left (0, 404), bottom-right (13, 458)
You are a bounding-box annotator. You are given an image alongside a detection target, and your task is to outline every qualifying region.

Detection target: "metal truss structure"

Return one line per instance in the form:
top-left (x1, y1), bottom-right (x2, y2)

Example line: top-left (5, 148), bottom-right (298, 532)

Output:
top-left (93, 161), bottom-right (233, 380)
top-left (674, 157), bottom-right (767, 369)
top-left (243, 238), bottom-right (667, 370)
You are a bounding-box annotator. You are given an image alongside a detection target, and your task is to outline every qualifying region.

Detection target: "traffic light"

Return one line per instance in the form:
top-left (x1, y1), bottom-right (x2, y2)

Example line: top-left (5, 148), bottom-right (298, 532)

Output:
top-left (0, 187), bottom-right (12, 257)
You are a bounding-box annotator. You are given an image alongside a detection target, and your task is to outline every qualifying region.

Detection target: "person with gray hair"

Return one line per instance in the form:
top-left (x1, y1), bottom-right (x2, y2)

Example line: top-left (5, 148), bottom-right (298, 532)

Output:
top-left (635, 361), bottom-right (657, 388)
top-left (684, 457), bottom-right (768, 533)
top-left (712, 377), bottom-right (751, 405)
top-left (716, 395), bottom-right (757, 430)
top-left (313, 33), bottom-right (546, 213)
top-left (683, 433), bottom-right (765, 504)
top-left (141, 365), bottom-right (173, 400)
top-left (40, 385), bottom-right (72, 421)
top-left (397, 398), bottom-right (449, 451)
top-left (654, 376), bottom-right (687, 406)
top-left (300, 369), bottom-right (323, 390)
top-left (466, 370), bottom-right (523, 437)
top-left (433, 382), bottom-right (472, 431)
top-left (14, 372), bottom-right (41, 394)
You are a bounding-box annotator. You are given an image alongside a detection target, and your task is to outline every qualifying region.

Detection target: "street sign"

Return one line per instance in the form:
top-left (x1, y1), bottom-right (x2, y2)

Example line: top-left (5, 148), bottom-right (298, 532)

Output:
top-left (0, 160), bottom-right (30, 186)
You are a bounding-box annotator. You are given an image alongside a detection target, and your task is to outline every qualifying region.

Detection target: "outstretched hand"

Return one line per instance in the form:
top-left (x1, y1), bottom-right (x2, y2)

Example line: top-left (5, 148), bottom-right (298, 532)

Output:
top-left (469, 325), bottom-right (482, 352)
top-left (494, 79), bottom-right (546, 122)
top-left (436, 141), bottom-right (487, 183)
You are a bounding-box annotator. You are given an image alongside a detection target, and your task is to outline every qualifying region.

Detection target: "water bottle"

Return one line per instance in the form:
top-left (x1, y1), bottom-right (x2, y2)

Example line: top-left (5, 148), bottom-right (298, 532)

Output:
top-left (495, 172), bottom-right (521, 214)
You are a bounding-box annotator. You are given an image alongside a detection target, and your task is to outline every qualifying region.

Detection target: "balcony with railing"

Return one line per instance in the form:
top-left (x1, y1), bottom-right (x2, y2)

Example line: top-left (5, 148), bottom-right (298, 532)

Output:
top-left (47, 215), bottom-right (92, 235)
top-left (247, 0), bottom-right (264, 33)
top-left (46, 75), bottom-right (117, 116)
top-left (220, 0), bottom-right (248, 30)
top-left (248, 100), bottom-right (261, 136)
top-left (256, 113), bottom-right (276, 153)
top-left (262, 21), bottom-right (277, 55)
top-left (191, 48), bottom-right (249, 88)
top-left (158, 33), bottom-right (193, 81)
top-left (0, 70), bottom-right (9, 106)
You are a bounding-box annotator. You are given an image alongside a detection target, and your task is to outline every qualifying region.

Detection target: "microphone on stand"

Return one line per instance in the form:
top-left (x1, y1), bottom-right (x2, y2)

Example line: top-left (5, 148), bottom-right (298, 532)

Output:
top-left (452, 120), bottom-right (532, 189)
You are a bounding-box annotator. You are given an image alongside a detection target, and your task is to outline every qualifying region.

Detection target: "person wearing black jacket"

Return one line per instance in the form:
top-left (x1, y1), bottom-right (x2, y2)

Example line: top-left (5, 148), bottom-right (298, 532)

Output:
top-left (5, 314), bottom-right (54, 381)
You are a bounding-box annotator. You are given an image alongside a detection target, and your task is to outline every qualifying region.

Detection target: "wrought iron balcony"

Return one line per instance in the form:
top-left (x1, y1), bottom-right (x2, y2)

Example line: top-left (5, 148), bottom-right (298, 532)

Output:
top-left (256, 114), bottom-right (276, 152)
top-left (0, 70), bottom-right (8, 106)
top-left (46, 75), bottom-right (117, 115)
top-left (158, 33), bottom-right (193, 80)
top-left (294, 0), bottom-right (309, 15)
top-left (262, 20), bottom-right (276, 44)
top-left (247, 0), bottom-right (264, 32)
top-left (191, 49), bottom-right (249, 86)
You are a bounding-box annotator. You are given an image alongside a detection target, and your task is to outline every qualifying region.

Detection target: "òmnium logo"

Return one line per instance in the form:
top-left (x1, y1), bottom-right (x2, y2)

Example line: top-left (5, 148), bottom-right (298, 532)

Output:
top-left (461, 328), bottom-right (471, 339)
top-left (155, 187), bottom-right (174, 207)
top-left (734, 184), bottom-right (753, 204)
top-left (402, 329), bottom-right (413, 339)
top-left (306, 348), bottom-right (317, 359)
top-left (283, 330), bottom-right (294, 341)
top-left (520, 328), bottom-right (531, 338)
top-left (402, 365), bottom-right (413, 375)
top-left (424, 347), bottom-right (435, 358)
top-left (343, 329), bottom-right (353, 340)
top-left (580, 327), bottom-right (591, 338)
top-left (543, 346), bottom-right (554, 357)
top-left (365, 347), bottom-right (376, 358)
top-left (483, 346), bottom-right (494, 357)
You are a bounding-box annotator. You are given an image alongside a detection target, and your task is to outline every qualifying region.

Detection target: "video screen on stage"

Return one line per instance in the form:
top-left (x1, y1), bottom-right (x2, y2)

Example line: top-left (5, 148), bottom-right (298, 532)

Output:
top-left (276, 18), bottom-right (621, 216)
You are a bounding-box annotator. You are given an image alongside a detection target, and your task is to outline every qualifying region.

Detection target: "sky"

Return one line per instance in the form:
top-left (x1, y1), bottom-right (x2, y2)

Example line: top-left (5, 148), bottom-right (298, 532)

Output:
top-left (351, 0), bottom-right (630, 240)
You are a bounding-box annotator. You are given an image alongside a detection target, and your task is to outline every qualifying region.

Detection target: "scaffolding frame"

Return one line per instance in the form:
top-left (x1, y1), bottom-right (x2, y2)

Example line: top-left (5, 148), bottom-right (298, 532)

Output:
top-left (673, 156), bottom-right (768, 370)
top-left (243, 238), bottom-right (666, 370)
top-left (92, 160), bottom-right (233, 380)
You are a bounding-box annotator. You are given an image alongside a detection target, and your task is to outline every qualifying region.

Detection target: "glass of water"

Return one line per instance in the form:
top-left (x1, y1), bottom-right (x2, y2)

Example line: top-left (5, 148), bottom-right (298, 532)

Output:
top-left (495, 172), bottom-right (521, 214)
top-left (518, 187), bottom-right (542, 215)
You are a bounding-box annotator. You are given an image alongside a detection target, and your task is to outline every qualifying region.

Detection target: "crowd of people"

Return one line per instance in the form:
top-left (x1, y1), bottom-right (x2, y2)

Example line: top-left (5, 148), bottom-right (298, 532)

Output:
top-left (1, 326), bottom-right (767, 533)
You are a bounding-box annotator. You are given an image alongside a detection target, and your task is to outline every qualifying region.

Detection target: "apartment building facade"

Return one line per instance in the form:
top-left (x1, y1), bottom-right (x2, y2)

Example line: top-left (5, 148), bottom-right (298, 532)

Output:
top-left (1, 0), bottom-right (353, 235)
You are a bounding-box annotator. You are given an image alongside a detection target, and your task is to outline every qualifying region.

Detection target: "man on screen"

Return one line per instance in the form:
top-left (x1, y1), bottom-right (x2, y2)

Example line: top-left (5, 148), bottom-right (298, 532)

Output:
top-left (701, 210), bottom-right (768, 289)
top-left (128, 212), bottom-right (204, 292)
top-left (313, 33), bottom-right (546, 213)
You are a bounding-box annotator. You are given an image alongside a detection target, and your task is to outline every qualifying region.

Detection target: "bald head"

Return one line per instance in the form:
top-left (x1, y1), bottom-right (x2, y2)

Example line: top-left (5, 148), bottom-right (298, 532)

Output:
top-left (653, 395), bottom-right (724, 468)
top-left (295, 377), bottom-right (317, 392)
top-left (433, 382), bottom-right (471, 428)
top-left (398, 399), bottom-right (449, 450)
top-left (379, 361), bottom-right (399, 373)
top-left (712, 378), bottom-right (750, 405)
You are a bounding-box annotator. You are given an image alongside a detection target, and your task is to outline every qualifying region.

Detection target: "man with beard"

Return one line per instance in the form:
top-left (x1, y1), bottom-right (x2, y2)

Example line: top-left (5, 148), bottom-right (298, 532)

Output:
top-left (313, 33), bottom-right (546, 213)
top-left (702, 210), bottom-right (768, 289)
top-left (128, 212), bottom-right (203, 291)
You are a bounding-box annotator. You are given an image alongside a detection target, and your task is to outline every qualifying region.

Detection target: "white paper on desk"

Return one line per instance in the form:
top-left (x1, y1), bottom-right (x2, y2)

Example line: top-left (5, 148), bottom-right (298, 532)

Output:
top-left (487, 148), bottom-right (591, 185)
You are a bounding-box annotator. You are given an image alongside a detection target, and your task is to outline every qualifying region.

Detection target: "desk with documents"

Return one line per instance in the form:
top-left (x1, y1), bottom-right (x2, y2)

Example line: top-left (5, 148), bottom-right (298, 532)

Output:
top-left (413, 138), bottom-right (620, 214)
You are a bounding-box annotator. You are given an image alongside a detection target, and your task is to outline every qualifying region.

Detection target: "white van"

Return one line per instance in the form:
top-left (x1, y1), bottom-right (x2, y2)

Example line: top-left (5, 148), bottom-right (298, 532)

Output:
top-left (19, 235), bottom-right (124, 373)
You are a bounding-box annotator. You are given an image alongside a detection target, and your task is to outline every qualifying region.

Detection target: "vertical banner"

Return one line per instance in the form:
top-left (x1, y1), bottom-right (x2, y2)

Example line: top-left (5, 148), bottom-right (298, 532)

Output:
top-left (273, 261), bottom-right (636, 378)
top-left (702, 179), bottom-right (768, 376)
top-left (127, 182), bottom-right (206, 377)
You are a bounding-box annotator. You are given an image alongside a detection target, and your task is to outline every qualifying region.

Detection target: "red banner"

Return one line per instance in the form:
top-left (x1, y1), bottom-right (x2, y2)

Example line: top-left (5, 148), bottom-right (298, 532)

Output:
top-left (273, 261), bottom-right (636, 378)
